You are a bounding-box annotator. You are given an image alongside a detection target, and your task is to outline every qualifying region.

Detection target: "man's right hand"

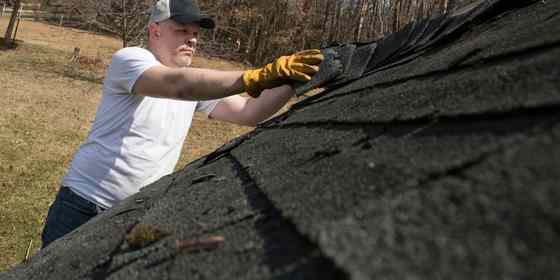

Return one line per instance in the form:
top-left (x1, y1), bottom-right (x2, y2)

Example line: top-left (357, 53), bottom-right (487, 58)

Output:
top-left (242, 49), bottom-right (324, 98)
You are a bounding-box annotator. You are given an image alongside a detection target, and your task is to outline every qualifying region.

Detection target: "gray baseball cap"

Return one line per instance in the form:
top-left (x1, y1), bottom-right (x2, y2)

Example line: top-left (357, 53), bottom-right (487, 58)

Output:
top-left (149, 0), bottom-right (215, 29)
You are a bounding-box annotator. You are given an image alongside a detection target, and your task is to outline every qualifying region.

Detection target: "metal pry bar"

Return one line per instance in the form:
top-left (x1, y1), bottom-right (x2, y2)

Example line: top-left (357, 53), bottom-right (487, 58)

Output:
top-left (294, 47), bottom-right (343, 97)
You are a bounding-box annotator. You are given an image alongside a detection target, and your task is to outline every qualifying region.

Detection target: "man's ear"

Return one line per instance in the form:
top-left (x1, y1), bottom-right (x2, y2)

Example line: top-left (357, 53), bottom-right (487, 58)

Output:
top-left (148, 22), bottom-right (160, 38)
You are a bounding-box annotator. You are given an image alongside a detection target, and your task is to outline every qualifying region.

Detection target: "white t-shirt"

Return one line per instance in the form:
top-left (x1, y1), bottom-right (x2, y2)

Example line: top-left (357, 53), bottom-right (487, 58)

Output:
top-left (62, 47), bottom-right (220, 209)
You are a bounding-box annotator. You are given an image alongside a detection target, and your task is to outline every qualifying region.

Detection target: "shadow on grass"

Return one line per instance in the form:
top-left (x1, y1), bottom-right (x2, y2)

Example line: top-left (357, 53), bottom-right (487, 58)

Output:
top-left (0, 37), bottom-right (23, 51)
top-left (62, 67), bottom-right (105, 84)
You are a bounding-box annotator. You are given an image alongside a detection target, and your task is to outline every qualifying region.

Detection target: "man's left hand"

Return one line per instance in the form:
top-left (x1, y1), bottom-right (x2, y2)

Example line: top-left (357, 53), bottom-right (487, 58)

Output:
top-left (242, 49), bottom-right (323, 98)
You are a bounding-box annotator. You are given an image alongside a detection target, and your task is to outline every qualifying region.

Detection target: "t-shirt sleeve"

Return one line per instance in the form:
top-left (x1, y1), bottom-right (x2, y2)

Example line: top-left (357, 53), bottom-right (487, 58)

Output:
top-left (103, 47), bottom-right (161, 95)
top-left (195, 99), bottom-right (221, 118)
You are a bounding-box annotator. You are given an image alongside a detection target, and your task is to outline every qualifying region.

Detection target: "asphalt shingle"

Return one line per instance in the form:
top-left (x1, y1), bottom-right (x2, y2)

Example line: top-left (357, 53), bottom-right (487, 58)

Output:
top-left (2, 0), bottom-right (559, 279)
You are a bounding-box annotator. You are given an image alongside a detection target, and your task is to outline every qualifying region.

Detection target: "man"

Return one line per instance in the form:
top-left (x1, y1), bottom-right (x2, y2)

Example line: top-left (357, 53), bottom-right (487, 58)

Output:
top-left (41, 0), bottom-right (323, 248)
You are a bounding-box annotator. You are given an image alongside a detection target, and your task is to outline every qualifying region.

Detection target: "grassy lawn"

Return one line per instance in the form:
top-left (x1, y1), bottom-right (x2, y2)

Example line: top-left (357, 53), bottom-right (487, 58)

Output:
top-left (0, 17), bottom-right (254, 271)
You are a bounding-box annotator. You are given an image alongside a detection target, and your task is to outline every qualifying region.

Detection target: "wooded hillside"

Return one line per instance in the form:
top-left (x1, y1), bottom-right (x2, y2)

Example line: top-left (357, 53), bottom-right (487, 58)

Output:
top-left (197, 0), bottom-right (479, 64)
top-left (8, 0), bottom-right (478, 64)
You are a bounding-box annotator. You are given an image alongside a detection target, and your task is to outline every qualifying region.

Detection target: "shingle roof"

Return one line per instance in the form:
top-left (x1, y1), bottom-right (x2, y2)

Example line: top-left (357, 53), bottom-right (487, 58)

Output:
top-left (3, 0), bottom-right (559, 279)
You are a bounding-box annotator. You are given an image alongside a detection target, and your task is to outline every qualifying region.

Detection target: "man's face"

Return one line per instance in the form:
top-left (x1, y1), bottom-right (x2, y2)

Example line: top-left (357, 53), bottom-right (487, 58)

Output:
top-left (154, 19), bottom-right (200, 67)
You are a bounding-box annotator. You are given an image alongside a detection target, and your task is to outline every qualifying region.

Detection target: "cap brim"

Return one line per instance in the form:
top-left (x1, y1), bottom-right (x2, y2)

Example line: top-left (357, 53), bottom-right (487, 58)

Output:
top-left (172, 14), bottom-right (215, 29)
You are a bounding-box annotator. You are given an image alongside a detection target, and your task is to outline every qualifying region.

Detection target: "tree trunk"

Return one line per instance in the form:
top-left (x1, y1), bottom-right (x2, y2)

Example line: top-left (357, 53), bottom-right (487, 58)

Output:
top-left (3, 0), bottom-right (21, 47)
top-left (392, 0), bottom-right (402, 32)
top-left (122, 0), bottom-right (127, 48)
top-left (353, 0), bottom-right (367, 42)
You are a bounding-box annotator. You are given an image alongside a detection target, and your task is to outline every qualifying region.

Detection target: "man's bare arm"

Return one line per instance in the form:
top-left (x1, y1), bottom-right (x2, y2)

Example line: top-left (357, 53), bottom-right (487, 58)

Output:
top-left (133, 49), bottom-right (322, 101)
top-left (133, 65), bottom-right (246, 100)
top-left (209, 85), bottom-right (294, 127)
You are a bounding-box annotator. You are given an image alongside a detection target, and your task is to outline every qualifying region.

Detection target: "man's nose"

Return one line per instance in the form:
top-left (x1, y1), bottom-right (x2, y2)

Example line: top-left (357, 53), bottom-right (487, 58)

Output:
top-left (186, 37), bottom-right (197, 48)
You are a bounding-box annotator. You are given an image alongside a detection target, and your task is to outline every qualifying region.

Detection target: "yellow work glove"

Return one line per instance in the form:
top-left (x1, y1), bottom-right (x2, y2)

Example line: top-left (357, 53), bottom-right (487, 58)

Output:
top-left (242, 49), bottom-right (323, 98)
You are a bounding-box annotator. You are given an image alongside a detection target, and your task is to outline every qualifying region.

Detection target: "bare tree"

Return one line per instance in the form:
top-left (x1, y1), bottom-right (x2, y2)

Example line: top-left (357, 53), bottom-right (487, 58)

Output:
top-left (94, 0), bottom-right (153, 47)
top-left (57, 0), bottom-right (152, 47)
top-left (3, 0), bottom-right (21, 47)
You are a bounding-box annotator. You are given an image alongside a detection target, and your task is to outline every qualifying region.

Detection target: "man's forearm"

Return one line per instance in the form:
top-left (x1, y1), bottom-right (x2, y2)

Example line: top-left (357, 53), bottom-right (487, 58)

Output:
top-left (243, 85), bottom-right (294, 125)
top-left (134, 66), bottom-right (247, 101)
top-left (175, 68), bottom-right (246, 100)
